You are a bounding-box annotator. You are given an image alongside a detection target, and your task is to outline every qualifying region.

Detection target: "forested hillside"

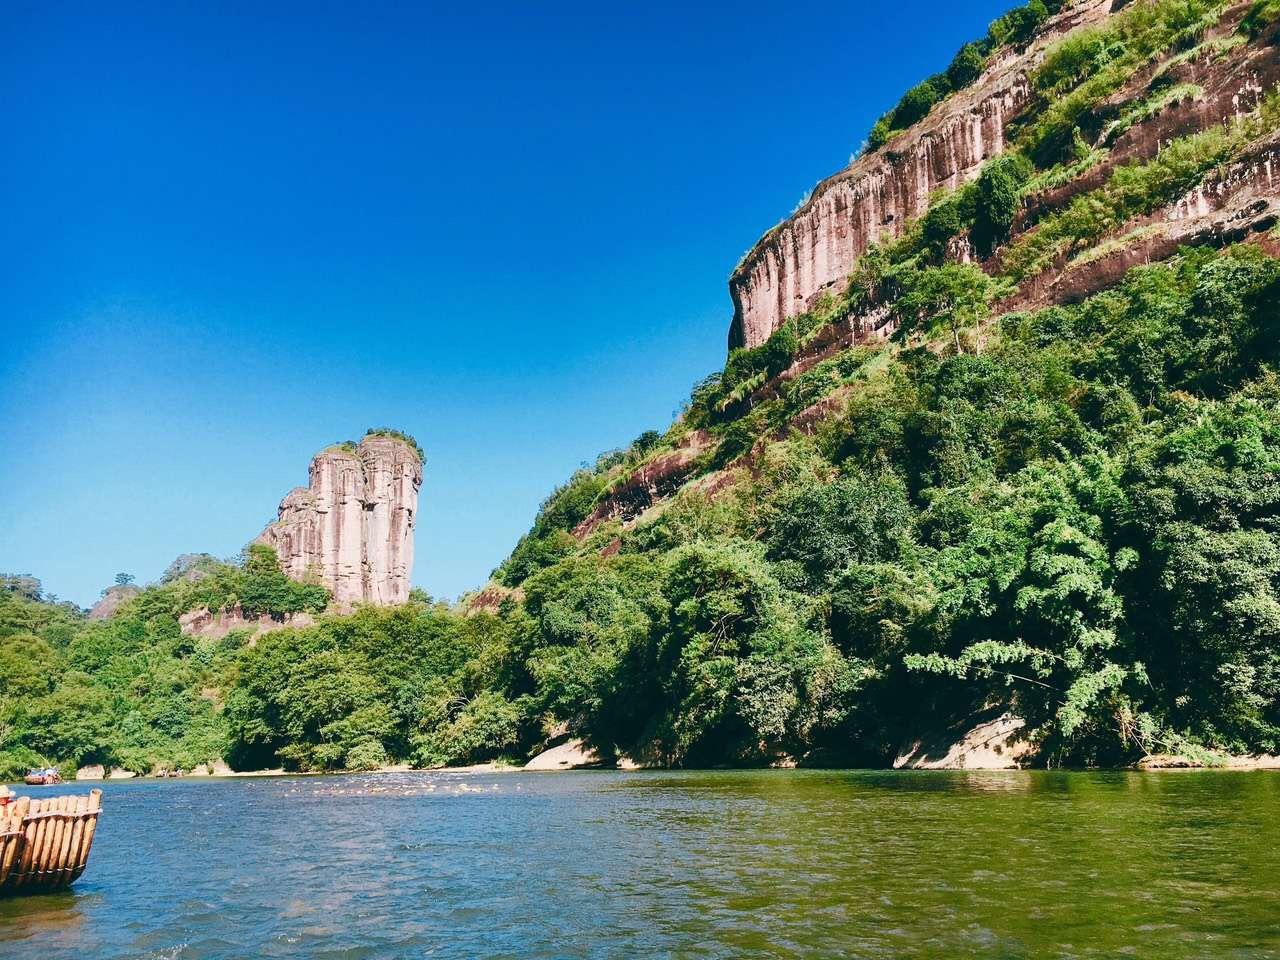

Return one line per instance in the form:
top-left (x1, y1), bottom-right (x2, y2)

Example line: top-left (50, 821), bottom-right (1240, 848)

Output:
top-left (4, 0), bottom-right (1280, 775)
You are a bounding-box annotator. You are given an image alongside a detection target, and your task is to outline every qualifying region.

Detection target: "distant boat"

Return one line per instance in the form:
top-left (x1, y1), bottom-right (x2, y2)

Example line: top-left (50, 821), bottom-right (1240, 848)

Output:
top-left (23, 771), bottom-right (60, 786)
top-left (0, 789), bottom-right (103, 895)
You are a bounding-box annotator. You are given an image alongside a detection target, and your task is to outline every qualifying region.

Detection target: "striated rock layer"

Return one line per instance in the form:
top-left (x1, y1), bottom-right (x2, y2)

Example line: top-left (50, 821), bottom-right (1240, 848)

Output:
top-left (728, 0), bottom-right (1114, 349)
top-left (256, 436), bottom-right (422, 608)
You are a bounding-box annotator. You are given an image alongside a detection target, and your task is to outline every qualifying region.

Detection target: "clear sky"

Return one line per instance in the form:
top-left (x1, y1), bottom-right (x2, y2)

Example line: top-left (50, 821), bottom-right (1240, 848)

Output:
top-left (1, 0), bottom-right (1019, 607)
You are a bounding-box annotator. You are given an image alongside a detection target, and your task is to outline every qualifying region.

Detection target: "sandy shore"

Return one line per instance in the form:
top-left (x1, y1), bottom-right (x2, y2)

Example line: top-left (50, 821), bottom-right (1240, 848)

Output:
top-left (1137, 753), bottom-right (1280, 770)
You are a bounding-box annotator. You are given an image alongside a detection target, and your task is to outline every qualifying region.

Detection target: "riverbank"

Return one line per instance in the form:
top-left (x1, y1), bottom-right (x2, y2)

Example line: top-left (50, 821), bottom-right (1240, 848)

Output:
top-left (1137, 753), bottom-right (1280, 770)
top-left (61, 741), bottom-right (1280, 784)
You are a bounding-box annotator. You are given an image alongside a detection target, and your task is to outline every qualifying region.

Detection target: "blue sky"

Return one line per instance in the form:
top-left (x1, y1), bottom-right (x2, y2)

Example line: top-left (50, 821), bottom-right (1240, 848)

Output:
top-left (1, 0), bottom-right (1018, 607)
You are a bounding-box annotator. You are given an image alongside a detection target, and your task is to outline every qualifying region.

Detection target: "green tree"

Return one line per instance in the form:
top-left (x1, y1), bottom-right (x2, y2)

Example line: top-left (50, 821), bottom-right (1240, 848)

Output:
top-left (894, 264), bottom-right (997, 353)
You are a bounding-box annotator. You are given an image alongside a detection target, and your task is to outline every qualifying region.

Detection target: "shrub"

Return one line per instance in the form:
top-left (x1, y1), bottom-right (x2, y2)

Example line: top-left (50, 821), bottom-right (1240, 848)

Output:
top-left (894, 79), bottom-right (942, 129)
top-left (946, 43), bottom-right (987, 89)
top-left (1241, 0), bottom-right (1280, 38)
top-left (866, 115), bottom-right (894, 151)
top-left (972, 153), bottom-right (1033, 255)
top-left (893, 263), bottom-right (998, 352)
top-left (988, 0), bottom-right (1050, 49)
top-left (364, 427), bottom-right (425, 462)
top-left (344, 738), bottom-right (389, 771)
top-left (920, 187), bottom-right (977, 261)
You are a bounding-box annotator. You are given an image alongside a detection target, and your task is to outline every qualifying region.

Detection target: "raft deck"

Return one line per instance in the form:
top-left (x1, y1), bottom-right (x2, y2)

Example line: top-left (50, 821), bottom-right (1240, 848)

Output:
top-left (0, 790), bottom-right (103, 894)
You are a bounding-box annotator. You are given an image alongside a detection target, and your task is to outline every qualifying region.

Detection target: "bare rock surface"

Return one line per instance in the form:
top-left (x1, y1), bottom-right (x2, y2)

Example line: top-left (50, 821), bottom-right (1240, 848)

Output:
top-left (895, 710), bottom-right (1033, 770)
top-left (76, 765), bottom-right (105, 781)
top-left (1138, 753), bottom-right (1280, 770)
top-left (524, 738), bottom-right (601, 771)
top-left (257, 435), bottom-right (422, 609)
top-left (88, 584), bottom-right (141, 620)
top-left (179, 603), bottom-right (315, 641)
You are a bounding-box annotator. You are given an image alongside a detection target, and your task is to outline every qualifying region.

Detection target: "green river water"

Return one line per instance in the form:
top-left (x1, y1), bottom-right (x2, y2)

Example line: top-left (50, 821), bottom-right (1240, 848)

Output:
top-left (0, 769), bottom-right (1276, 958)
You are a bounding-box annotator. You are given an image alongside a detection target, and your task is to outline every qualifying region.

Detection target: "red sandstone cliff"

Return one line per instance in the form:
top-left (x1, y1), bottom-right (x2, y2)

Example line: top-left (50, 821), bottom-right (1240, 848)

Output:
top-left (728, 0), bottom-right (1114, 349)
top-left (256, 435), bottom-right (422, 608)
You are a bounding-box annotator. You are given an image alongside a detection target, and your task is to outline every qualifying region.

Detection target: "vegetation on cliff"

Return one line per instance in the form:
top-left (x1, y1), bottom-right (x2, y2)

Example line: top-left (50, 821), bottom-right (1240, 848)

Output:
top-left (865, 0), bottom-right (1065, 152)
top-left (476, 245), bottom-right (1280, 767)
top-left (4, 0), bottom-right (1280, 775)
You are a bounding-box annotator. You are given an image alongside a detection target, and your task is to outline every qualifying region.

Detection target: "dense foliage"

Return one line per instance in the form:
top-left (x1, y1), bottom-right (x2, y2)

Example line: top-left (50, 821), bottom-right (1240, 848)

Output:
top-left (9, 275), bottom-right (1280, 776)
top-left (0, 545), bottom-right (327, 779)
top-left (472, 246), bottom-right (1280, 768)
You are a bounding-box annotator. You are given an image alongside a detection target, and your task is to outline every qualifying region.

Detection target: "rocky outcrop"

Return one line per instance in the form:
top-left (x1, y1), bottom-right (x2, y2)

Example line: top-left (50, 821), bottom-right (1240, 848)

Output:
top-left (179, 603), bottom-right (315, 641)
top-left (895, 711), bottom-right (1033, 770)
top-left (256, 435), bottom-right (422, 609)
top-left (573, 430), bottom-right (714, 538)
top-left (465, 581), bottom-right (523, 616)
top-left (88, 584), bottom-right (141, 620)
top-left (524, 738), bottom-right (601, 770)
top-left (728, 0), bottom-right (1114, 349)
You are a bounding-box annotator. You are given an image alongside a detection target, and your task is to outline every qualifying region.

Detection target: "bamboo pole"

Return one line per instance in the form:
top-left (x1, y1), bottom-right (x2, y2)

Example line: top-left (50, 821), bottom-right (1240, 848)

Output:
top-left (3, 797), bottom-right (31, 890)
top-left (0, 799), bottom-right (25, 888)
top-left (65, 800), bottom-right (89, 887)
top-left (45, 797), bottom-right (70, 887)
top-left (0, 807), bottom-right (14, 886)
top-left (32, 796), bottom-right (67, 889)
top-left (62, 795), bottom-right (90, 887)
top-left (69, 790), bottom-right (102, 884)
top-left (13, 798), bottom-right (45, 889)
top-left (55, 795), bottom-right (88, 888)
top-left (50, 795), bottom-right (81, 887)
top-left (46, 796), bottom-right (74, 887)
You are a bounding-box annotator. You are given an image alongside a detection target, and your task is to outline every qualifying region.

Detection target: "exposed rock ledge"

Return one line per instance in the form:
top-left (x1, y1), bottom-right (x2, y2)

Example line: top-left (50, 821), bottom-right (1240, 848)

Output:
top-left (895, 711), bottom-right (1033, 770)
top-left (524, 738), bottom-right (602, 771)
top-left (179, 602), bottom-right (315, 641)
top-left (1137, 754), bottom-right (1280, 770)
top-left (88, 584), bottom-right (141, 620)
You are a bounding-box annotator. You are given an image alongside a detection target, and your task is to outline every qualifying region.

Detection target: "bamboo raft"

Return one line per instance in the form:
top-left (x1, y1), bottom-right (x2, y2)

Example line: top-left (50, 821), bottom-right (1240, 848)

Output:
top-left (0, 790), bottom-right (103, 894)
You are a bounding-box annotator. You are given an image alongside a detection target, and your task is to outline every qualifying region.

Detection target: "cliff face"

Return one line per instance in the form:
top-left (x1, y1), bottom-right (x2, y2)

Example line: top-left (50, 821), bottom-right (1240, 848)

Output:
top-left (728, 0), bottom-right (1114, 349)
top-left (256, 436), bottom-right (422, 608)
top-left (579, 1), bottom-right (1280, 541)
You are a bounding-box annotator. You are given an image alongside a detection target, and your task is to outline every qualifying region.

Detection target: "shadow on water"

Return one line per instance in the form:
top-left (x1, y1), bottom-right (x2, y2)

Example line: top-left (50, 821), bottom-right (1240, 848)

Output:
top-left (0, 889), bottom-right (95, 952)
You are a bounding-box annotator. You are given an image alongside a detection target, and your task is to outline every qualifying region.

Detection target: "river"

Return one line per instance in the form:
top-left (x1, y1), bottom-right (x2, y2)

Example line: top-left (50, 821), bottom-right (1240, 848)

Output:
top-left (0, 770), bottom-right (1277, 958)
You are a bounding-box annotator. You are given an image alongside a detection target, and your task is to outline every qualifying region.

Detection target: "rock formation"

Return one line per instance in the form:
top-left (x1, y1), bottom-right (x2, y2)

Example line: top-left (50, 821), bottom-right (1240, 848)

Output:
top-left (728, 1), bottom-right (1280, 350)
top-left (894, 711), bottom-right (1032, 770)
top-left (178, 603), bottom-right (316, 641)
top-left (728, 0), bottom-right (1114, 349)
top-left (256, 435), bottom-right (422, 609)
top-left (88, 584), bottom-right (141, 620)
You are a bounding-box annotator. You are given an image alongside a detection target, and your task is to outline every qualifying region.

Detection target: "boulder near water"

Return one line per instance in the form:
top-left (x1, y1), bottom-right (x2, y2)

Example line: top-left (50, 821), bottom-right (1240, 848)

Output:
top-left (895, 711), bottom-right (1032, 770)
top-left (524, 739), bottom-right (601, 771)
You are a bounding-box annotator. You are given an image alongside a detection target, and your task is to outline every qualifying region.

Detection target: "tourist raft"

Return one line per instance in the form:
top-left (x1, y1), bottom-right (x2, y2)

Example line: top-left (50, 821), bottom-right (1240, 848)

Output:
top-left (0, 790), bottom-right (103, 894)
